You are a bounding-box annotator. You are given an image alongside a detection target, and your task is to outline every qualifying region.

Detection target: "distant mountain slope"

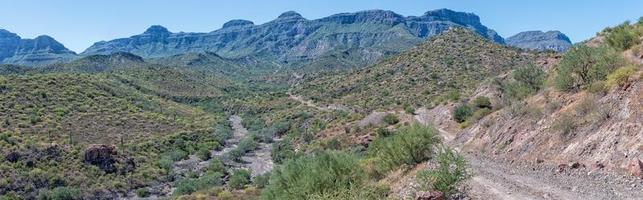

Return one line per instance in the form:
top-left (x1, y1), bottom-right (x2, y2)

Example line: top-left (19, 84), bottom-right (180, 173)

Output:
top-left (82, 9), bottom-right (504, 67)
top-left (42, 52), bottom-right (145, 72)
top-left (294, 28), bottom-right (540, 111)
top-left (0, 29), bottom-right (78, 66)
top-left (506, 30), bottom-right (572, 52)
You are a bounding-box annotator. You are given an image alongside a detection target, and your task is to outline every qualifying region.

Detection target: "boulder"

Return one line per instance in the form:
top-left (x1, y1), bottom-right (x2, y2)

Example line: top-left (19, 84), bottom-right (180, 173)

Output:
top-left (416, 190), bottom-right (445, 200)
top-left (627, 159), bottom-right (643, 178)
top-left (83, 144), bottom-right (118, 173)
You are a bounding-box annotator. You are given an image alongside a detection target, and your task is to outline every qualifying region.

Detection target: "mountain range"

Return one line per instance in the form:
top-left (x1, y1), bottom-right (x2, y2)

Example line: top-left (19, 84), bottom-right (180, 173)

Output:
top-left (0, 9), bottom-right (572, 67)
top-left (506, 30), bottom-right (573, 52)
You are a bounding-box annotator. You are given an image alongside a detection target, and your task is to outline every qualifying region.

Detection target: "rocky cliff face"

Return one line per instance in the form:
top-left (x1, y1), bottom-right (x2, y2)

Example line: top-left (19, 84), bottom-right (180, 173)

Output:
top-left (82, 9), bottom-right (504, 65)
top-left (0, 29), bottom-right (77, 66)
top-left (506, 30), bottom-right (572, 52)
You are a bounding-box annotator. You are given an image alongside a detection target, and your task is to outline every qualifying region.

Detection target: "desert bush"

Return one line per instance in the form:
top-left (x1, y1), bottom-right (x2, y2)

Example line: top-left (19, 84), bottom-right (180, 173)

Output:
top-left (376, 127), bottom-right (393, 138)
top-left (271, 139), bottom-right (295, 164)
top-left (196, 148), bottom-right (211, 161)
top-left (471, 108), bottom-right (493, 121)
top-left (555, 45), bottom-right (624, 91)
top-left (606, 65), bottom-right (637, 88)
top-left (207, 158), bottom-right (226, 174)
top-left (307, 184), bottom-right (389, 200)
top-left (404, 103), bottom-right (416, 114)
top-left (262, 151), bottom-right (366, 200)
top-left (157, 158), bottom-right (173, 171)
top-left (587, 81), bottom-right (608, 94)
top-left (417, 147), bottom-right (469, 196)
top-left (174, 172), bottom-right (223, 195)
top-left (453, 104), bottom-right (473, 123)
top-left (575, 95), bottom-right (598, 116)
top-left (228, 169), bottom-right (251, 189)
top-left (383, 113), bottom-right (400, 125)
top-left (366, 124), bottom-right (439, 176)
top-left (252, 173), bottom-right (270, 189)
top-left (472, 96), bottom-right (492, 109)
top-left (605, 22), bottom-right (637, 50)
top-left (47, 187), bottom-right (82, 200)
top-left (553, 113), bottom-right (577, 135)
top-left (136, 188), bottom-right (150, 198)
top-left (513, 64), bottom-right (546, 91)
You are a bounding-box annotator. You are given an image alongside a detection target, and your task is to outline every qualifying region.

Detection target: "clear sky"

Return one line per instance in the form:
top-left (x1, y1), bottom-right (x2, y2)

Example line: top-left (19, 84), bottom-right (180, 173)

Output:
top-left (1, 0), bottom-right (641, 52)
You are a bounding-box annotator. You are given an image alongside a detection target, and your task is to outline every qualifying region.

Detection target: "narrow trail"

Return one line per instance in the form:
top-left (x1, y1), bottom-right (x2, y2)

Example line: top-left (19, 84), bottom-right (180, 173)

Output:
top-left (412, 111), bottom-right (643, 200)
top-left (226, 115), bottom-right (274, 177)
top-left (122, 115), bottom-right (274, 199)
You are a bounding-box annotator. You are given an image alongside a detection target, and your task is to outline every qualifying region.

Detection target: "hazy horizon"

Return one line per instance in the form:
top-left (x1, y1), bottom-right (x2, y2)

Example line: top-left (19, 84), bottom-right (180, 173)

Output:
top-left (1, 0), bottom-right (641, 52)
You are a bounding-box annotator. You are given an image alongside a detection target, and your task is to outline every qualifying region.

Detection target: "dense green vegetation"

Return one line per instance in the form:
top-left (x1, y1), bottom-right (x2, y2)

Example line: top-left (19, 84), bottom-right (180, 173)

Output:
top-left (295, 28), bottom-right (542, 112)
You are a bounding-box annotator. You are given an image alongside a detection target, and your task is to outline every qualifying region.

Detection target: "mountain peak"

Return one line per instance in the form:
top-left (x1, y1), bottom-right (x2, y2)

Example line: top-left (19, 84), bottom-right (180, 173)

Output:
top-left (277, 11), bottom-right (304, 19)
top-left (423, 8), bottom-right (481, 25)
top-left (0, 29), bottom-right (20, 39)
top-left (506, 30), bottom-right (572, 52)
top-left (144, 25), bottom-right (171, 35)
top-left (222, 19), bottom-right (255, 29)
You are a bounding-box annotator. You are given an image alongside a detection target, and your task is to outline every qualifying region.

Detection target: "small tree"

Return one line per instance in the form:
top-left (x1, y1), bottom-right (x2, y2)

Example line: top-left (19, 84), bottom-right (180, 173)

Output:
top-left (513, 64), bottom-right (545, 91)
top-left (382, 113), bottom-right (400, 125)
top-left (555, 45), bottom-right (623, 91)
top-left (472, 96), bottom-right (492, 109)
top-left (453, 104), bottom-right (473, 123)
top-left (228, 169), bottom-right (251, 189)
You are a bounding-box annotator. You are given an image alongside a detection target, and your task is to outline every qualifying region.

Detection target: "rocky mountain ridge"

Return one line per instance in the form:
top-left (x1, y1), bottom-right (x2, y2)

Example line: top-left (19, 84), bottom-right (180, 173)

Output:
top-left (81, 9), bottom-right (505, 65)
top-left (0, 29), bottom-right (77, 66)
top-left (507, 30), bottom-right (573, 52)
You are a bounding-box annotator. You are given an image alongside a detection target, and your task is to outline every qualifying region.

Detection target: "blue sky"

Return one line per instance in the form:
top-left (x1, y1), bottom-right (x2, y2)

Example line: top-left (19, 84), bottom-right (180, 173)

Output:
top-left (1, 0), bottom-right (641, 52)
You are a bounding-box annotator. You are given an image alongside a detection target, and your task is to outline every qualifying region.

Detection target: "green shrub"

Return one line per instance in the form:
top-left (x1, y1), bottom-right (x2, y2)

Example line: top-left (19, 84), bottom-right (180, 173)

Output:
top-left (606, 65), bottom-right (637, 88)
top-left (555, 45), bottom-right (624, 91)
top-left (376, 128), bottom-right (393, 138)
top-left (404, 104), bottom-right (415, 114)
top-left (166, 149), bottom-right (188, 161)
top-left (228, 169), bottom-right (251, 190)
top-left (505, 81), bottom-right (534, 100)
top-left (174, 172), bottom-right (223, 195)
top-left (446, 91), bottom-right (461, 102)
top-left (196, 148), bottom-right (211, 161)
top-left (253, 172), bottom-right (270, 189)
top-left (49, 187), bottom-right (81, 200)
top-left (207, 158), bottom-right (226, 174)
top-left (157, 158), bottom-right (173, 171)
top-left (605, 22), bottom-right (637, 50)
top-left (262, 151), bottom-right (366, 200)
top-left (453, 104), bottom-right (473, 123)
top-left (382, 113), bottom-right (400, 125)
top-left (366, 124), bottom-right (439, 176)
top-left (471, 108), bottom-right (492, 121)
top-left (553, 113), bottom-right (576, 135)
top-left (513, 64), bottom-right (546, 91)
top-left (472, 96), bottom-right (492, 109)
top-left (271, 139), bottom-right (295, 164)
top-left (417, 147), bottom-right (468, 196)
top-left (587, 81), bottom-right (608, 94)
top-left (136, 188), bottom-right (150, 198)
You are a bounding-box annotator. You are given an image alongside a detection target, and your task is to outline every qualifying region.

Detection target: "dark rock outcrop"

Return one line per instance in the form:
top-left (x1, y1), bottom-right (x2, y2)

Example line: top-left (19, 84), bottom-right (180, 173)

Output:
top-left (81, 9), bottom-right (505, 67)
top-left (0, 29), bottom-right (78, 66)
top-left (506, 30), bottom-right (572, 52)
top-left (83, 144), bottom-right (118, 173)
